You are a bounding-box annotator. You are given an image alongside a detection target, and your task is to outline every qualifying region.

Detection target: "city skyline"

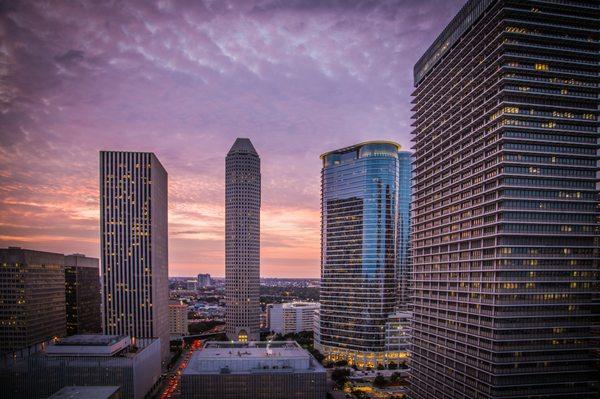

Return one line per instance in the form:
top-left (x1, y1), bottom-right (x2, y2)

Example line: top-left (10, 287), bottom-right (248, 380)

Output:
top-left (0, 0), bottom-right (465, 278)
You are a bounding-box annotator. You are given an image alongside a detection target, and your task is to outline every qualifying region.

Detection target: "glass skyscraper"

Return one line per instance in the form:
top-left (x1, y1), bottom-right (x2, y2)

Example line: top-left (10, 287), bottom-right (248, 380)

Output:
top-left (410, 1), bottom-right (599, 398)
top-left (317, 141), bottom-right (408, 367)
top-left (396, 151), bottom-right (413, 309)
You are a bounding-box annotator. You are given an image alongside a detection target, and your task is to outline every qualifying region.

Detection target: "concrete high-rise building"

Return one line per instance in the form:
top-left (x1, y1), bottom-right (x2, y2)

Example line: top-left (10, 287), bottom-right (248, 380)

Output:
top-left (318, 141), bottom-right (407, 368)
top-left (409, 1), bottom-right (599, 398)
top-left (396, 151), bottom-right (413, 309)
top-left (267, 302), bottom-right (319, 335)
top-left (225, 138), bottom-right (261, 342)
top-left (65, 254), bottom-right (102, 336)
top-left (169, 300), bottom-right (188, 337)
top-left (0, 247), bottom-right (66, 356)
top-left (100, 151), bottom-right (169, 361)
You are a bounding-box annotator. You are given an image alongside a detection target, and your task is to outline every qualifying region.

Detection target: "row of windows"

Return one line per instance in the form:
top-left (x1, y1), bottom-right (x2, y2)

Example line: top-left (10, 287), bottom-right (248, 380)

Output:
top-left (504, 142), bottom-right (596, 155)
top-left (504, 177), bottom-right (596, 189)
top-left (501, 200), bottom-right (597, 212)
top-left (503, 130), bottom-right (597, 144)
top-left (496, 117), bottom-right (596, 132)
top-left (503, 224), bottom-right (595, 234)
top-left (504, 165), bottom-right (596, 178)
top-left (504, 154), bottom-right (596, 166)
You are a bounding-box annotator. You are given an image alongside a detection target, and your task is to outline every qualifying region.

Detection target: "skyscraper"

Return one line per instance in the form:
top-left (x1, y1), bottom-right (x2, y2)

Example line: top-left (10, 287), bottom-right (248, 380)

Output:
top-left (318, 141), bottom-right (407, 368)
top-left (65, 253), bottom-right (102, 335)
top-left (410, 1), bottom-right (599, 398)
top-left (0, 247), bottom-right (66, 356)
top-left (100, 151), bottom-right (169, 361)
top-left (225, 138), bottom-right (261, 342)
top-left (396, 151), bottom-right (413, 309)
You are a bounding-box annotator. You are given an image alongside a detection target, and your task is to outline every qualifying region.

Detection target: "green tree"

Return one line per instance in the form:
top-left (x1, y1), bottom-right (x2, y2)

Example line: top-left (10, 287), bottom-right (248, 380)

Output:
top-left (373, 374), bottom-right (387, 388)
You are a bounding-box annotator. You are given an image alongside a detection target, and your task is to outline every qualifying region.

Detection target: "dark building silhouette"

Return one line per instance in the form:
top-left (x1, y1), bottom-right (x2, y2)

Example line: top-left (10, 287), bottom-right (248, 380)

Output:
top-left (65, 254), bottom-right (101, 335)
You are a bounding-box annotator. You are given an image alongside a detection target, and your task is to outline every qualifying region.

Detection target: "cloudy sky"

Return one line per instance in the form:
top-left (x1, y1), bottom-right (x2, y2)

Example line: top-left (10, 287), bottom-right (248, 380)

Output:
top-left (1, 0), bottom-right (463, 277)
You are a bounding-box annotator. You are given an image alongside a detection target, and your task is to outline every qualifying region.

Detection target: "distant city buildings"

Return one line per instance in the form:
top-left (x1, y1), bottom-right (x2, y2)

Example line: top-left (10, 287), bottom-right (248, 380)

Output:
top-left (100, 151), bottom-right (169, 361)
top-left (28, 335), bottom-right (161, 399)
top-left (225, 138), bottom-right (261, 342)
top-left (64, 254), bottom-right (102, 335)
top-left (197, 273), bottom-right (212, 288)
top-left (317, 141), bottom-right (407, 368)
top-left (169, 300), bottom-right (188, 337)
top-left (0, 247), bottom-right (66, 357)
top-left (396, 151), bottom-right (413, 310)
top-left (267, 302), bottom-right (319, 335)
top-left (409, 1), bottom-right (599, 398)
top-left (180, 341), bottom-right (327, 399)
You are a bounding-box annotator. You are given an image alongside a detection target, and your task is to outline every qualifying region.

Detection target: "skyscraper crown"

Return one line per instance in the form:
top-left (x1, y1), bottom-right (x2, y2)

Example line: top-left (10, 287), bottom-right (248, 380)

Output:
top-left (227, 138), bottom-right (258, 156)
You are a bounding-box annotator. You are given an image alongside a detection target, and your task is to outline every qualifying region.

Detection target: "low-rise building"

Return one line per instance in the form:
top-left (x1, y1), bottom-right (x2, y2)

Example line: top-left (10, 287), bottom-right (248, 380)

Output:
top-left (28, 335), bottom-right (161, 399)
top-left (267, 302), bottom-right (319, 335)
top-left (181, 341), bottom-right (327, 399)
top-left (169, 300), bottom-right (188, 337)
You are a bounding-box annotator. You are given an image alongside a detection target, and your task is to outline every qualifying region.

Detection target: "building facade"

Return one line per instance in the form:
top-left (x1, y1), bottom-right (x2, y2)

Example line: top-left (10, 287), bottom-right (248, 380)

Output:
top-left (100, 151), bottom-right (169, 361)
top-left (267, 302), bottom-right (319, 335)
top-left (181, 341), bottom-right (327, 399)
top-left (225, 138), bottom-right (261, 342)
top-left (319, 141), bottom-right (404, 367)
top-left (0, 247), bottom-right (66, 356)
top-left (197, 273), bottom-right (212, 288)
top-left (65, 254), bottom-right (102, 336)
top-left (409, 1), bottom-right (599, 398)
top-left (384, 311), bottom-right (412, 357)
top-left (169, 300), bottom-right (188, 337)
top-left (28, 335), bottom-right (161, 399)
top-left (396, 151), bottom-right (413, 309)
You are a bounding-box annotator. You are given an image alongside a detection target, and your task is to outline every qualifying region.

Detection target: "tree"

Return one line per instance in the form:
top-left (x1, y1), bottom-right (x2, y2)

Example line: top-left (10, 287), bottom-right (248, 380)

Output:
top-left (377, 363), bottom-right (385, 370)
top-left (390, 372), bottom-right (403, 382)
top-left (373, 374), bottom-right (387, 388)
top-left (388, 361), bottom-right (398, 370)
top-left (335, 359), bottom-right (348, 367)
top-left (331, 368), bottom-right (351, 387)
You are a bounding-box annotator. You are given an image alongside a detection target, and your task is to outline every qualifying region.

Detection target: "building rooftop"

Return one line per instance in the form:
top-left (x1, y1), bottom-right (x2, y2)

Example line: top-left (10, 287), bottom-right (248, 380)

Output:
top-left (276, 301), bottom-right (320, 309)
top-left (183, 341), bottom-right (325, 375)
top-left (53, 334), bottom-right (126, 347)
top-left (46, 335), bottom-right (132, 357)
top-left (227, 138), bottom-right (258, 156)
top-left (47, 386), bottom-right (120, 399)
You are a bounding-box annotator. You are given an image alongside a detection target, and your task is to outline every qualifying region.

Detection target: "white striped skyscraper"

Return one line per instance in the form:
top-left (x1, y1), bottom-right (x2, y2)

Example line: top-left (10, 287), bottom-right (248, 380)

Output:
top-left (100, 151), bottom-right (169, 361)
top-left (225, 138), bottom-right (261, 342)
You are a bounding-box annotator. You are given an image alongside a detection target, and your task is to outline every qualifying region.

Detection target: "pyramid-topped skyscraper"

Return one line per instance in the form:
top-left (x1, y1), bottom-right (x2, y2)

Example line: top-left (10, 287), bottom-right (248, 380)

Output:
top-left (225, 138), bottom-right (261, 341)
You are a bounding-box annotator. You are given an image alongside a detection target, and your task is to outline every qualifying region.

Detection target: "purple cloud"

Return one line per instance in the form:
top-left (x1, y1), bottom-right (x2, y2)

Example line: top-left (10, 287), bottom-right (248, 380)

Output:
top-left (0, 0), bottom-right (463, 277)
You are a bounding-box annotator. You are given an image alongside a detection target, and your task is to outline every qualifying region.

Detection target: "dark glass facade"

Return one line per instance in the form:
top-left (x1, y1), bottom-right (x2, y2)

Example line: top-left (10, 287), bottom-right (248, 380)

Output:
top-left (409, 1), bottom-right (599, 398)
top-left (64, 254), bottom-right (101, 336)
top-left (0, 248), bottom-right (66, 354)
top-left (396, 151), bottom-right (413, 309)
top-left (318, 141), bottom-right (405, 367)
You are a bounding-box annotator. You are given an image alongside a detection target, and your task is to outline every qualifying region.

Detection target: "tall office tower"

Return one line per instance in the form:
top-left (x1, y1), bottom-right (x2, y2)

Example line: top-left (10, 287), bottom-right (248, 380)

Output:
top-left (100, 151), bottom-right (169, 361)
top-left (64, 254), bottom-right (102, 335)
top-left (319, 141), bottom-right (405, 368)
top-left (409, 1), bottom-right (599, 398)
top-left (197, 273), bottom-right (212, 288)
top-left (225, 138), bottom-right (261, 342)
top-left (0, 247), bottom-right (66, 356)
top-left (396, 151), bottom-right (413, 309)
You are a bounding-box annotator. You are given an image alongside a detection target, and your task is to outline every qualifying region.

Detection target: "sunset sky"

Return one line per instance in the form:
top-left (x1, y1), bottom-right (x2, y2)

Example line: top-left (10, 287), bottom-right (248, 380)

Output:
top-left (1, 0), bottom-right (463, 278)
